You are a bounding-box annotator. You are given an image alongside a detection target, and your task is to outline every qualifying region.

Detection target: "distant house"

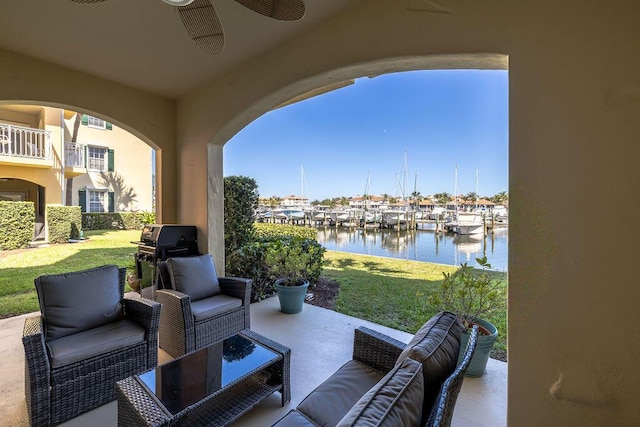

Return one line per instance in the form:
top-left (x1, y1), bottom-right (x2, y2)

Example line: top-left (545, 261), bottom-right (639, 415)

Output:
top-left (0, 105), bottom-right (154, 241)
top-left (280, 195), bottom-right (309, 208)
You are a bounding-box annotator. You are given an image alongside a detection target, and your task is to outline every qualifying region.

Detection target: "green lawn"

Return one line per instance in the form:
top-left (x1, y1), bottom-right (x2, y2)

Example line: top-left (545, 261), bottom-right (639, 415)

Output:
top-left (323, 251), bottom-right (507, 353)
top-left (0, 230), bottom-right (140, 318)
top-left (0, 230), bottom-right (507, 354)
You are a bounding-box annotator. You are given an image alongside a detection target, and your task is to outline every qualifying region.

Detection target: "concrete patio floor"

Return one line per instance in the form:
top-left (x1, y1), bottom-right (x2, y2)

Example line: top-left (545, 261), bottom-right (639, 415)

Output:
top-left (0, 297), bottom-right (506, 426)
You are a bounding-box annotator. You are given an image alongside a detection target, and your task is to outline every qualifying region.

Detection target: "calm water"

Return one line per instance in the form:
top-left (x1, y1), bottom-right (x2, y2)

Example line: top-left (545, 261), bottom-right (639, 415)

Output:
top-left (315, 225), bottom-right (508, 271)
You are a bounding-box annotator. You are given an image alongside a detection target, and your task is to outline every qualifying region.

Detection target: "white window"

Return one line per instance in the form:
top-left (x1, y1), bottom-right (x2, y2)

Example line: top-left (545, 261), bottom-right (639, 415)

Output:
top-left (88, 190), bottom-right (106, 213)
top-left (87, 116), bottom-right (106, 129)
top-left (88, 146), bottom-right (107, 171)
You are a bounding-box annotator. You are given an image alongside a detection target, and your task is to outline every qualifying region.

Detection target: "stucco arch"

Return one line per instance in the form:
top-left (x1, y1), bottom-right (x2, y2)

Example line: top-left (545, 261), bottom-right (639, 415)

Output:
top-left (0, 49), bottom-right (179, 223)
top-left (203, 53), bottom-right (508, 274)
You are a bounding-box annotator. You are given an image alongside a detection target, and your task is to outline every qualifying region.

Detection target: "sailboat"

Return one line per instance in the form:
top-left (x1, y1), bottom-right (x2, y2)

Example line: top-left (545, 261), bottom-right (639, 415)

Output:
top-left (453, 168), bottom-right (485, 235)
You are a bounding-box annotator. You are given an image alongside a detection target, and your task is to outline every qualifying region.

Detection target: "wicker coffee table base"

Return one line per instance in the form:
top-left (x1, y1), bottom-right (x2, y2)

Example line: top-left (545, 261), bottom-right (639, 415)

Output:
top-left (116, 330), bottom-right (291, 427)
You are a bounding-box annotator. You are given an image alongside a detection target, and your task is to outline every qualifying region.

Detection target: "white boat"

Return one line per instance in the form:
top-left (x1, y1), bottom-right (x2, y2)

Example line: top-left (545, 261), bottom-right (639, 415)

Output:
top-left (454, 212), bottom-right (485, 235)
top-left (275, 209), bottom-right (305, 221)
top-left (382, 210), bottom-right (407, 226)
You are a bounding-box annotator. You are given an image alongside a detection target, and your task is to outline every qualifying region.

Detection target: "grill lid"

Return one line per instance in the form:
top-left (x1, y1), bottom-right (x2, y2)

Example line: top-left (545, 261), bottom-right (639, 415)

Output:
top-left (135, 224), bottom-right (198, 248)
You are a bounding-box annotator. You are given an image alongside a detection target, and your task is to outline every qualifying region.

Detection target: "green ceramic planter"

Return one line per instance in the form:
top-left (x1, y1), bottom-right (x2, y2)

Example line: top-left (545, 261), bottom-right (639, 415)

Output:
top-left (458, 317), bottom-right (498, 377)
top-left (275, 279), bottom-right (309, 314)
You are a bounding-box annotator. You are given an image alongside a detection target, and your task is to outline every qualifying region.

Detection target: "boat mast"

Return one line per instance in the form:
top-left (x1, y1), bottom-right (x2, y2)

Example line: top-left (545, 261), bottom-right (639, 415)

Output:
top-left (300, 165), bottom-right (308, 205)
top-left (475, 168), bottom-right (479, 211)
top-left (454, 165), bottom-right (458, 214)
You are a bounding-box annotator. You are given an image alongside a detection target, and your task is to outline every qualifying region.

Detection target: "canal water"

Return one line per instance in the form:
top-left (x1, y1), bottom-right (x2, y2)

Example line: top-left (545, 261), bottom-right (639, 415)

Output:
top-left (315, 225), bottom-right (508, 271)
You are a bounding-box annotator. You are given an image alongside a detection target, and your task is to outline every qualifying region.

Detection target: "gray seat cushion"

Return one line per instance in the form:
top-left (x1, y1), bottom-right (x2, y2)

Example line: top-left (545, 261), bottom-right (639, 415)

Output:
top-left (35, 265), bottom-right (124, 340)
top-left (296, 360), bottom-right (385, 426)
top-left (167, 254), bottom-right (221, 301)
top-left (46, 319), bottom-right (145, 369)
top-left (337, 357), bottom-right (424, 427)
top-left (190, 294), bottom-right (243, 322)
top-left (271, 410), bottom-right (317, 427)
top-left (396, 311), bottom-right (462, 423)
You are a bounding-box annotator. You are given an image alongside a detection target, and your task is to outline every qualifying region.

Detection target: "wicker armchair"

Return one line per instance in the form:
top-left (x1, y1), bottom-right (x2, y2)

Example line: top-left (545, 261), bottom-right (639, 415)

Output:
top-left (22, 265), bottom-right (161, 426)
top-left (155, 254), bottom-right (251, 358)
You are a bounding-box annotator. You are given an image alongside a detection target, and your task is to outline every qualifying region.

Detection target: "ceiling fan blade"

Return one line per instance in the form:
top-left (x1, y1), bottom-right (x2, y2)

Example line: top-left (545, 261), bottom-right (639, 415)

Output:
top-left (234, 0), bottom-right (305, 21)
top-left (178, 0), bottom-right (224, 55)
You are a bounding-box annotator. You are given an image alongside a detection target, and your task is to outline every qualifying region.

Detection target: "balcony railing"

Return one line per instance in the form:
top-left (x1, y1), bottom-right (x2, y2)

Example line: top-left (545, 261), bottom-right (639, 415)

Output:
top-left (0, 124), bottom-right (51, 160)
top-left (64, 142), bottom-right (85, 168)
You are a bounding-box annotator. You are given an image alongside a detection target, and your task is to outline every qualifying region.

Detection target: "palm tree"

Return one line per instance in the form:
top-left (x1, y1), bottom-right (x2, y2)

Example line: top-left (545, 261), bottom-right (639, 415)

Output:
top-left (434, 192), bottom-right (450, 207)
top-left (491, 191), bottom-right (508, 206)
top-left (411, 191), bottom-right (422, 210)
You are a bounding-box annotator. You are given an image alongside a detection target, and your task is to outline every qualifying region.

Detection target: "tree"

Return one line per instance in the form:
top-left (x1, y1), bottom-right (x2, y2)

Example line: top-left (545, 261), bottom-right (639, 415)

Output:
top-left (224, 176), bottom-right (259, 269)
top-left (434, 192), bottom-right (451, 206)
top-left (411, 191), bottom-right (422, 209)
top-left (491, 191), bottom-right (509, 205)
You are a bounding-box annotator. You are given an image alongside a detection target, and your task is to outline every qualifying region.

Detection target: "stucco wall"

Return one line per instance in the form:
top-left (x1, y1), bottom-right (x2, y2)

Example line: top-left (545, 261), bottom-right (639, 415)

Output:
top-left (175, 1), bottom-right (640, 425)
top-left (0, 49), bottom-right (177, 223)
top-left (1, 0), bottom-right (639, 424)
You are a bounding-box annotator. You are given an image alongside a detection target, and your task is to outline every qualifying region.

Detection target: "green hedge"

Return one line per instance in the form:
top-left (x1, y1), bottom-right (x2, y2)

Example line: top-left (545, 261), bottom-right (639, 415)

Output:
top-left (0, 201), bottom-right (35, 250)
top-left (47, 206), bottom-right (82, 243)
top-left (227, 235), bottom-right (325, 303)
top-left (82, 211), bottom-right (155, 230)
top-left (254, 222), bottom-right (318, 240)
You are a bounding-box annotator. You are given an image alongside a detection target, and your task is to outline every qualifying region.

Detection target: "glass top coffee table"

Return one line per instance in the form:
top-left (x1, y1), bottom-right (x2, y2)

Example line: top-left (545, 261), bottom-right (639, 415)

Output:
top-left (116, 330), bottom-right (291, 426)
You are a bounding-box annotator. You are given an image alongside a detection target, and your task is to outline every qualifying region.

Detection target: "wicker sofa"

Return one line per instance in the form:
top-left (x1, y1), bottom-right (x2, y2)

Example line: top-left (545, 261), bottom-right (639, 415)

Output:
top-left (271, 311), bottom-right (479, 427)
top-left (22, 265), bottom-right (161, 426)
top-left (155, 254), bottom-right (252, 358)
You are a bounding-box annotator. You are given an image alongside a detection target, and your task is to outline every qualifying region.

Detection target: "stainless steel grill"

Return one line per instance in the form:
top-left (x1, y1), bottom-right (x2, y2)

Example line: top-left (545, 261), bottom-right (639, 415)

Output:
top-left (132, 224), bottom-right (199, 298)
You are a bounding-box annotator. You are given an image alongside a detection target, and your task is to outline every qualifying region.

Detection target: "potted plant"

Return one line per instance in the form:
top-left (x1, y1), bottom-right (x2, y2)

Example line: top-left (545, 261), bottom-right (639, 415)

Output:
top-left (429, 255), bottom-right (506, 377)
top-left (265, 240), bottom-right (313, 314)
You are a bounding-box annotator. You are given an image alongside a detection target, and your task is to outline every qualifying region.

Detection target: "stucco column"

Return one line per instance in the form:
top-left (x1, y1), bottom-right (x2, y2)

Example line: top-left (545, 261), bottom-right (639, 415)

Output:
top-left (207, 143), bottom-right (225, 276)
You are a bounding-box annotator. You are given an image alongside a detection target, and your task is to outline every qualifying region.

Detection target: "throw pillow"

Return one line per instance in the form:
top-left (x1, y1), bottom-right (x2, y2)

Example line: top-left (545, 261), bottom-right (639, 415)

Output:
top-left (337, 357), bottom-right (424, 427)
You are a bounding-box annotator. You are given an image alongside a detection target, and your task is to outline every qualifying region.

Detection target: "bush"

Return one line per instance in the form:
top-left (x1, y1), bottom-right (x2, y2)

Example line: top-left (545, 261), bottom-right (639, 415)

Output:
top-left (0, 201), bottom-right (35, 250)
top-left (47, 206), bottom-right (82, 243)
top-left (254, 222), bottom-right (318, 240)
top-left (82, 212), bottom-right (154, 230)
top-left (227, 236), bottom-right (325, 302)
top-left (224, 176), bottom-right (258, 268)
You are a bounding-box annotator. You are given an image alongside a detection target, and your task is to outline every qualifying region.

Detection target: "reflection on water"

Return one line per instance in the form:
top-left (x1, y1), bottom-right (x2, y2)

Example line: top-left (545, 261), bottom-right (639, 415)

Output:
top-left (315, 226), bottom-right (508, 271)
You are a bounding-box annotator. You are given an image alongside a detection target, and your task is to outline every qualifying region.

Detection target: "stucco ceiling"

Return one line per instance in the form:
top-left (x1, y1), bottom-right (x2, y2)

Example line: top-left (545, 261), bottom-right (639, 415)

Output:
top-left (0, 0), bottom-right (361, 99)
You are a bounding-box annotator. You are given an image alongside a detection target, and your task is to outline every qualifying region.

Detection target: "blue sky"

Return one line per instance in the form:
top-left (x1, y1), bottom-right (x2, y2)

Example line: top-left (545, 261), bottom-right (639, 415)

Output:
top-left (224, 69), bottom-right (508, 201)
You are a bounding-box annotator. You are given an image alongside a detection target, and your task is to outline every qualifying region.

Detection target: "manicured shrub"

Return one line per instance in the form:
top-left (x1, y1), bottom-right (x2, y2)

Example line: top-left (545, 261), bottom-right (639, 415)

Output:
top-left (254, 222), bottom-right (318, 240)
top-left (47, 206), bottom-right (82, 243)
top-left (0, 201), bottom-right (35, 250)
top-left (82, 212), bottom-right (154, 230)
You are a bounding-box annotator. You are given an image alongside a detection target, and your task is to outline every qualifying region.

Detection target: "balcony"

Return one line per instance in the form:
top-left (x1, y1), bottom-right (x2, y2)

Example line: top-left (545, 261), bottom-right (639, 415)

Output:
top-left (0, 124), bottom-right (52, 168)
top-left (0, 297), bottom-right (506, 426)
top-left (64, 142), bottom-right (87, 178)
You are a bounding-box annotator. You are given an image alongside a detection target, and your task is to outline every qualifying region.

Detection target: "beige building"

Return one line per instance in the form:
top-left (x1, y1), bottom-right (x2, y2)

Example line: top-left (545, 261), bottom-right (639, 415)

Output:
top-left (1, 1), bottom-right (639, 425)
top-left (0, 105), bottom-right (153, 240)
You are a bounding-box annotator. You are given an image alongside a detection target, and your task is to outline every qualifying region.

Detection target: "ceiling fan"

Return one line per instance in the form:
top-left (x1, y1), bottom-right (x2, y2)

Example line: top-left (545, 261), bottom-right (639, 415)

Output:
top-left (69, 0), bottom-right (306, 55)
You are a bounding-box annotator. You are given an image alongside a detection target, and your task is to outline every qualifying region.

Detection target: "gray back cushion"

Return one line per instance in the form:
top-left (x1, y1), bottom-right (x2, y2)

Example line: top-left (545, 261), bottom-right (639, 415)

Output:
top-left (396, 311), bottom-right (462, 424)
top-left (337, 357), bottom-right (424, 427)
top-left (35, 265), bottom-right (124, 341)
top-left (167, 254), bottom-right (220, 301)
